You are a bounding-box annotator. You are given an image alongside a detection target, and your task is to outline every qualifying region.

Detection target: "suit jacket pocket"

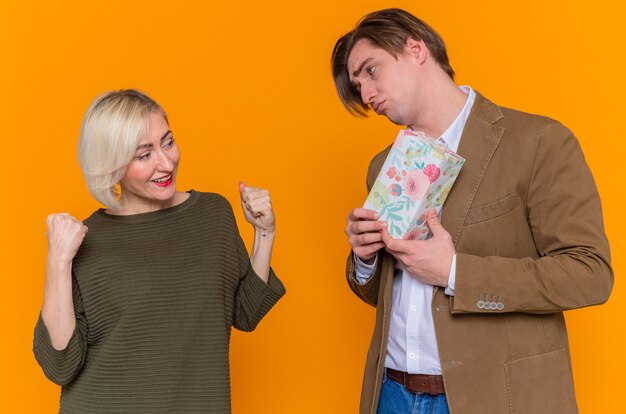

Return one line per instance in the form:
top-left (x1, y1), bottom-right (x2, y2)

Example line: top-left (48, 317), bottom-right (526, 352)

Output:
top-left (504, 348), bottom-right (578, 414)
top-left (465, 194), bottom-right (521, 226)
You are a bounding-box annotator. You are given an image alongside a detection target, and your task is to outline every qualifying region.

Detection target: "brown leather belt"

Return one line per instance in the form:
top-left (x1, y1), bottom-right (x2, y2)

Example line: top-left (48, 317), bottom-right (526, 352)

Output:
top-left (386, 368), bottom-right (445, 395)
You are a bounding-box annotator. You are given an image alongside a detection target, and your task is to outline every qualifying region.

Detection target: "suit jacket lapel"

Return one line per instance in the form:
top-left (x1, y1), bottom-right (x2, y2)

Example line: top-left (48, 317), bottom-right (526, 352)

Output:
top-left (441, 92), bottom-right (505, 245)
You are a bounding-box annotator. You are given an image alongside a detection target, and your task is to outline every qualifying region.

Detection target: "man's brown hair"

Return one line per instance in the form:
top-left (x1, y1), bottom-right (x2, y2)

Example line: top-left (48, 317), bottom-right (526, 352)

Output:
top-left (331, 8), bottom-right (454, 116)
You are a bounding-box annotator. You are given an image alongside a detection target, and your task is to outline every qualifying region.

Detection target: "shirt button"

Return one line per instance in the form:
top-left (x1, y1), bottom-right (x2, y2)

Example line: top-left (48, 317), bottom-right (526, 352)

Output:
top-left (411, 305), bottom-right (417, 311)
top-left (409, 353), bottom-right (416, 359)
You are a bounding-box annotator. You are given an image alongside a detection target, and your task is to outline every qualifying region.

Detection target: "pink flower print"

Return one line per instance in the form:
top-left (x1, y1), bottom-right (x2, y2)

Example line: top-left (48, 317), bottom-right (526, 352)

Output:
top-left (386, 166), bottom-right (397, 179)
top-left (423, 164), bottom-right (440, 183)
top-left (404, 169), bottom-right (430, 201)
top-left (389, 183), bottom-right (403, 197)
top-left (395, 176), bottom-right (401, 182)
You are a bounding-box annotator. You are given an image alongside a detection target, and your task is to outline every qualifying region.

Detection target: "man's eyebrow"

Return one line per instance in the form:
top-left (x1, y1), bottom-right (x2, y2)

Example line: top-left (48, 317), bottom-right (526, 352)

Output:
top-left (135, 130), bottom-right (173, 151)
top-left (351, 57), bottom-right (373, 79)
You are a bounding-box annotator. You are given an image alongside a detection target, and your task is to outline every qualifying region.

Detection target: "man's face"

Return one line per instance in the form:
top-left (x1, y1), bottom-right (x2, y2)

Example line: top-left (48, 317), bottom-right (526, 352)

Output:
top-left (347, 38), bottom-right (421, 125)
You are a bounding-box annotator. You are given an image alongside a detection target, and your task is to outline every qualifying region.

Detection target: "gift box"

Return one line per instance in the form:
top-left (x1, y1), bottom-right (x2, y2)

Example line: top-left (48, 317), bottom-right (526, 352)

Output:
top-left (363, 130), bottom-right (465, 240)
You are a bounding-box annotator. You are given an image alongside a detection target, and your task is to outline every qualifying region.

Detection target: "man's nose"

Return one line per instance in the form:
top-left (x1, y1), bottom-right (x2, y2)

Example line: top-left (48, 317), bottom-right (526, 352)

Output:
top-left (360, 82), bottom-right (375, 105)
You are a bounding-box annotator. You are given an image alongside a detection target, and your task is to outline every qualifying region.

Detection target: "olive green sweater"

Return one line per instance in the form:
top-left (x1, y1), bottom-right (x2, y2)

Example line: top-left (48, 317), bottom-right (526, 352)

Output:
top-left (33, 191), bottom-right (286, 413)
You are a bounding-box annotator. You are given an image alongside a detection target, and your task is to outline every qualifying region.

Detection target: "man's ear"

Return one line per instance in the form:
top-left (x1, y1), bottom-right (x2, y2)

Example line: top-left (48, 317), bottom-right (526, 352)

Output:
top-left (405, 37), bottom-right (428, 64)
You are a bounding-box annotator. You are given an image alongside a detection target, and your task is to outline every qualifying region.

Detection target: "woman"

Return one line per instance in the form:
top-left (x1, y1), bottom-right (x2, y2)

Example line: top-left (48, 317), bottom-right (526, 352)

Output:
top-left (33, 89), bottom-right (286, 413)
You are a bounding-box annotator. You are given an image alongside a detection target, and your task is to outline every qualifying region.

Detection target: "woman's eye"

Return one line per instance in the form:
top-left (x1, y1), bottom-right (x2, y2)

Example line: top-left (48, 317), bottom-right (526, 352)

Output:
top-left (137, 152), bottom-right (151, 160)
top-left (164, 138), bottom-right (175, 148)
top-left (367, 66), bottom-right (376, 75)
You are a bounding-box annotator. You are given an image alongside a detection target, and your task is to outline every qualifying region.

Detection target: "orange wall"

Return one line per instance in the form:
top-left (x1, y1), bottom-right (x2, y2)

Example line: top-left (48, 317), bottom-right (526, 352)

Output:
top-left (1, 1), bottom-right (624, 412)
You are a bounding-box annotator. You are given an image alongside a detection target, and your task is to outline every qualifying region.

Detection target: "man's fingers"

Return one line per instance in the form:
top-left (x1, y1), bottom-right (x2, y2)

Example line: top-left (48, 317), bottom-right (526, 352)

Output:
top-left (381, 227), bottom-right (416, 254)
top-left (380, 226), bottom-right (394, 248)
top-left (381, 227), bottom-right (410, 257)
top-left (349, 219), bottom-right (387, 235)
top-left (355, 242), bottom-right (385, 259)
top-left (348, 208), bottom-right (380, 222)
top-left (352, 231), bottom-right (384, 246)
top-left (425, 209), bottom-right (450, 240)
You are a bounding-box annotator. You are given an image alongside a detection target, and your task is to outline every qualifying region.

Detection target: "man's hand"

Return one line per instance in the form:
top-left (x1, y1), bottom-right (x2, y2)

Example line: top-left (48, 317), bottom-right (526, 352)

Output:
top-left (346, 208), bottom-right (388, 263)
top-left (381, 209), bottom-right (454, 286)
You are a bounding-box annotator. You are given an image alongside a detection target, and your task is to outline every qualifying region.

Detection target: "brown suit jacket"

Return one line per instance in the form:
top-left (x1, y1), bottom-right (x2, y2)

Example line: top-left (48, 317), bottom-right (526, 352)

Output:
top-left (346, 92), bottom-right (613, 414)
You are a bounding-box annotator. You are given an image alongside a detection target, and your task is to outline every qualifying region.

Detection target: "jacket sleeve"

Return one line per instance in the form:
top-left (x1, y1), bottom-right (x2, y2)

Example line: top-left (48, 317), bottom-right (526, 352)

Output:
top-left (33, 278), bottom-right (88, 385)
top-left (451, 122), bottom-right (613, 314)
top-left (345, 146), bottom-right (393, 308)
top-left (226, 202), bottom-right (286, 332)
top-left (346, 251), bottom-right (384, 307)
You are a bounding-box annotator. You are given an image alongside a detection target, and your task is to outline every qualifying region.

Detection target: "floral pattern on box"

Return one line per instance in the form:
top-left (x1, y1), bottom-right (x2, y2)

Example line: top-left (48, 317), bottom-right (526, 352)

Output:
top-left (364, 130), bottom-right (465, 240)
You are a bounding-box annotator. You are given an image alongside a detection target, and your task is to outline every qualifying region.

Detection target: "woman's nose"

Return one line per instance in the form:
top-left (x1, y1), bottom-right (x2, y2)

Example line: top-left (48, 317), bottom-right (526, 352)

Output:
top-left (156, 149), bottom-right (174, 171)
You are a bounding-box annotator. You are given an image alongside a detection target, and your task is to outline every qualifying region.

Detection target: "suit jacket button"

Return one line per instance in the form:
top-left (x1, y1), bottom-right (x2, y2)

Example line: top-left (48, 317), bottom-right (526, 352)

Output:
top-left (477, 300), bottom-right (485, 309)
top-left (489, 302), bottom-right (498, 310)
top-left (496, 302), bottom-right (504, 310)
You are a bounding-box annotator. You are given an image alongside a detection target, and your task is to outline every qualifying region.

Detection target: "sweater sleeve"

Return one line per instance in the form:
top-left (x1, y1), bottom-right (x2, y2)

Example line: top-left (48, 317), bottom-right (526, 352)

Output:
top-left (233, 260), bottom-right (286, 332)
top-left (222, 200), bottom-right (285, 332)
top-left (33, 277), bottom-right (88, 385)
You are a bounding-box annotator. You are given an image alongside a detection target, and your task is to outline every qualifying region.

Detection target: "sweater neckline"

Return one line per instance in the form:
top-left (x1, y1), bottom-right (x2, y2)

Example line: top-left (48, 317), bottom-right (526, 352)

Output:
top-left (94, 190), bottom-right (199, 223)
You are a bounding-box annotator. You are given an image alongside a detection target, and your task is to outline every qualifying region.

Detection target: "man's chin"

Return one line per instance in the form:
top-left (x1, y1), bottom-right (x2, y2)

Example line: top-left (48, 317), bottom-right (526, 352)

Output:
top-left (386, 114), bottom-right (405, 126)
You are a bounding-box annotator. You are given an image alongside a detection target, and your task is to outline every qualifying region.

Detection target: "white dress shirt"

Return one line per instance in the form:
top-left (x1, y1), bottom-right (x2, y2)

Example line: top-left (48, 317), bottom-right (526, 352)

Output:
top-left (355, 86), bottom-right (476, 374)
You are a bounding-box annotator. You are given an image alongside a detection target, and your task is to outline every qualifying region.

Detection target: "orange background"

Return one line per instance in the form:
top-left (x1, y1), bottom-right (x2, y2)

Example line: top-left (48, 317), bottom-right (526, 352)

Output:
top-left (1, 0), bottom-right (624, 412)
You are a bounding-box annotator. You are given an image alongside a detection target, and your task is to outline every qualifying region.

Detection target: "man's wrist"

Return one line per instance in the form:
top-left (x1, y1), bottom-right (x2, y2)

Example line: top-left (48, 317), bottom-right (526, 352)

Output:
top-left (358, 255), bottom-right (376, 265)
top-left (354, 253), bottom-right (377, 283)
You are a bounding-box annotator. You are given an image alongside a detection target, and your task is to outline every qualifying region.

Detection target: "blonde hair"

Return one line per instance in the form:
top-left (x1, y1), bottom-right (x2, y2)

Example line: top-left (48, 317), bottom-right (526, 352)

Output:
top-left (77, 89), bottom-right (167, 210)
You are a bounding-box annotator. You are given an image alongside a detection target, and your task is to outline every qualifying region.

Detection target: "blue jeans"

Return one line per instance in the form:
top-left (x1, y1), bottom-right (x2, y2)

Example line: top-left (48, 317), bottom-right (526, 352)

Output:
top-left (376, 370), bottom-right (450, 414)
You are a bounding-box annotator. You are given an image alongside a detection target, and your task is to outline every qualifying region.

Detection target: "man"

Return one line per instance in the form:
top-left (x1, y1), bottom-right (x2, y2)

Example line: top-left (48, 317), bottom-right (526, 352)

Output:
top-left (331, 8), bottom-right (613, 414)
